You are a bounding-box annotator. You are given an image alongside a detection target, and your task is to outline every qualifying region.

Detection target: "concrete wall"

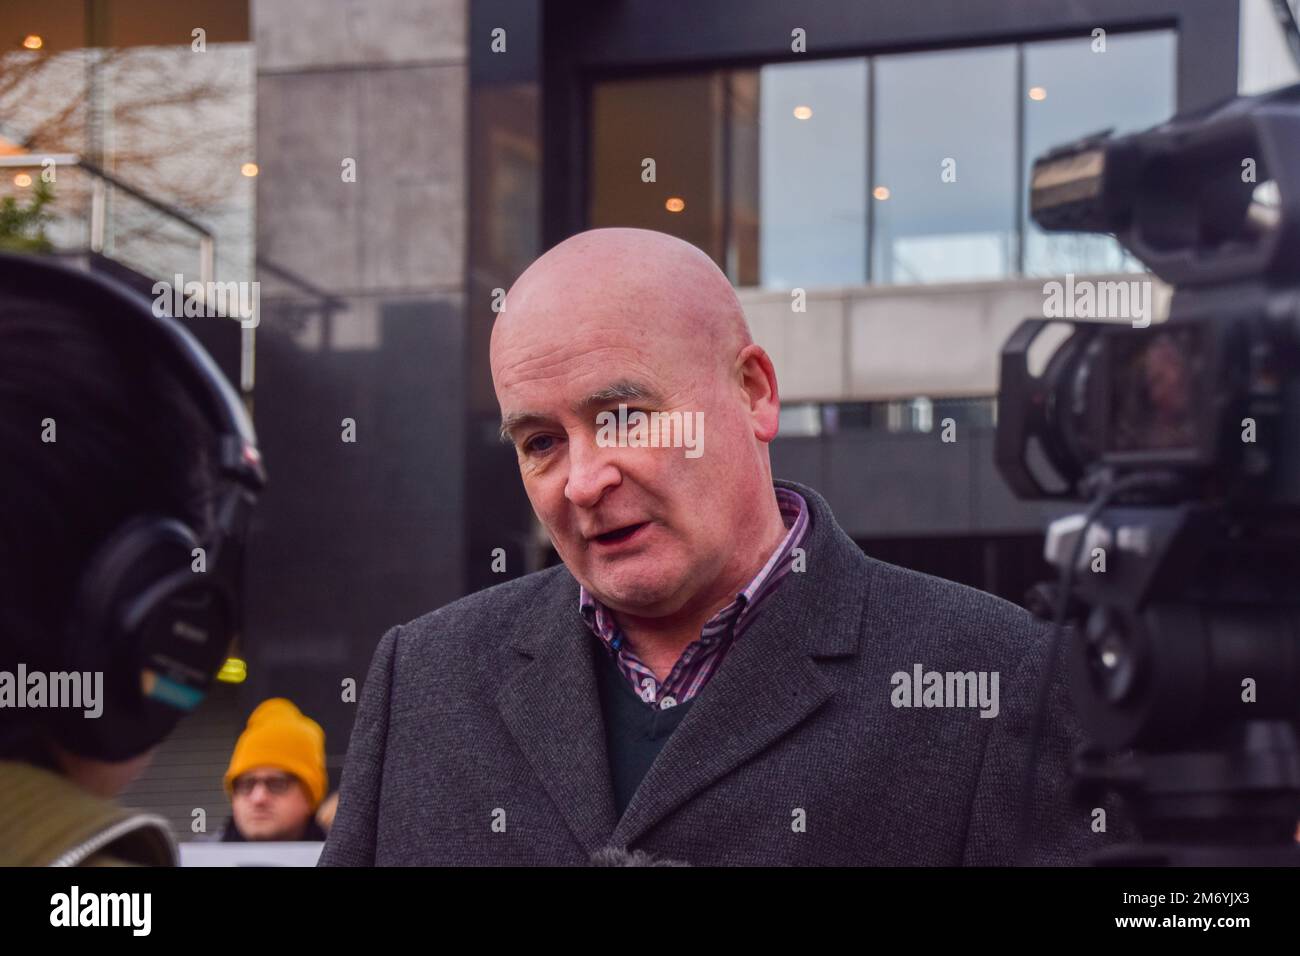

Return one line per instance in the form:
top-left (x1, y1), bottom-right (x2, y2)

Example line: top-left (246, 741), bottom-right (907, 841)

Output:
top-left (742, 273), bottom-right (1172, 403)
top-left (772, 428), bottom-right (1071, 539)
top-left (243, 0), bottom-right (469, 768)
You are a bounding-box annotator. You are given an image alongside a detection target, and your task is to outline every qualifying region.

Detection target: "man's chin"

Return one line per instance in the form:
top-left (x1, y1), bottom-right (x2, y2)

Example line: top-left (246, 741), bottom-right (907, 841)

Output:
top-left (239, 823), bottom-right (287, 841)
top-left (584, 575), bottom-right (686, 616)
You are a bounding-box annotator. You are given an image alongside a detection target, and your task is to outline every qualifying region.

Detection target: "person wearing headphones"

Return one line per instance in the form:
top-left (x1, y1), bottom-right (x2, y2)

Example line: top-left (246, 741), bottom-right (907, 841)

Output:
top-left (0, 253), bottom-right (265, 866)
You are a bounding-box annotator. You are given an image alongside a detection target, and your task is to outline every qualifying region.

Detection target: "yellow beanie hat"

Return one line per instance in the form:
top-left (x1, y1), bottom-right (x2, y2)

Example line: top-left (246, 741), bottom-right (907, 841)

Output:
top-left (223, 698), bottom-right (327, 808)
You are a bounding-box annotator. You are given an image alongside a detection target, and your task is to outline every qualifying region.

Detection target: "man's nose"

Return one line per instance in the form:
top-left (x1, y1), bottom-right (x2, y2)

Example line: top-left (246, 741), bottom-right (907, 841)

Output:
top-left (564, 433), bottom-right (620, 509)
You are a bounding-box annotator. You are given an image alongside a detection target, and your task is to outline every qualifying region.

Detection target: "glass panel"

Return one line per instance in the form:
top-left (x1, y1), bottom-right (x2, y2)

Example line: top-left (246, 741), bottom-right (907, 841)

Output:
top-left (1023, 30), bottom-right (1176, 276)
top-left (589, 72), bottom-right (726, 266)
top-left (872, 46), bottom-right (1018, 285)
top-left (0, 7), bottom-right (254, 284)
top-left (758, 58), bottom-right (867, 289)
top-left (0, 47), bottom-right (96, 253)
top-left (99, 42), bottom-right (255, 282)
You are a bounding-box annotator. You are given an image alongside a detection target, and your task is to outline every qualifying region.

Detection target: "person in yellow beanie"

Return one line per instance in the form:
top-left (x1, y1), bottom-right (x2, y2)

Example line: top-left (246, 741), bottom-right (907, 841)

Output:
top-left (220, 698), bottom-right (329, 842)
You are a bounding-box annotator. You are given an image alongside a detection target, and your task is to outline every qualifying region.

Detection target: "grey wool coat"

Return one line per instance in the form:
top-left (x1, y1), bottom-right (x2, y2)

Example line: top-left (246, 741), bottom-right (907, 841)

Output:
top-left (320, 479), bottom-right (1128, 866)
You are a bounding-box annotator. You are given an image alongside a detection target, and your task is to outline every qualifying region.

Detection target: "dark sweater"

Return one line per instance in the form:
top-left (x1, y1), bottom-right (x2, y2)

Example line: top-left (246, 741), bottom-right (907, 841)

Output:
top-left (592, 639), bottom-right (696, 819)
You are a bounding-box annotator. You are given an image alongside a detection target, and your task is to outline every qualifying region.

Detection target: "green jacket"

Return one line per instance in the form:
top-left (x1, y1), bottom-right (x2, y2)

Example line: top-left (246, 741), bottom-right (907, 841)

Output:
top-left (0, 760), bottom-right (177, 866)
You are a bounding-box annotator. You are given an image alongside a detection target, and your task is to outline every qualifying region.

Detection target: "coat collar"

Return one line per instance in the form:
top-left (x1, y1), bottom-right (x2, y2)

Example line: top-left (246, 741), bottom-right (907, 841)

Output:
top-left (496, 479), bottom-right (871, 854)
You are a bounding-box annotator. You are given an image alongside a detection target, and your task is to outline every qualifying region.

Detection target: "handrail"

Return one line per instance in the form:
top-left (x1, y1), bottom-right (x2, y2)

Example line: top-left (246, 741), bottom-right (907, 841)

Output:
top-left (0, 153), bottom-right (215, 285)
top-left (254, 255), bottom-right (347, 312)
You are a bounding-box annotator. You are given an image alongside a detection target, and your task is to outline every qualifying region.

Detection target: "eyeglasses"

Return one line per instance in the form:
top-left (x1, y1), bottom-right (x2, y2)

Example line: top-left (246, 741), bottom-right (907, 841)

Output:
top-left (232, 773), bottom-right (297, 797)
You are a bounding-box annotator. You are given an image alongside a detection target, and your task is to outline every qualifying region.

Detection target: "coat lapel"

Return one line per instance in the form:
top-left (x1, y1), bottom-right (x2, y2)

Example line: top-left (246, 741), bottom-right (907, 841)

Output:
top-left (496, 576), bottom-right (619, 857)
top-left (611, 480), bottom-right (869, 848)
top-left (495, 480), bottom-right (870, 857)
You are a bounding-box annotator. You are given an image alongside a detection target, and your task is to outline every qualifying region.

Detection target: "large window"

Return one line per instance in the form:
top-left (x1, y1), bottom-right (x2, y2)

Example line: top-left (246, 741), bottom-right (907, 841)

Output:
top-left (588, 29), bottom-right (1176, 289)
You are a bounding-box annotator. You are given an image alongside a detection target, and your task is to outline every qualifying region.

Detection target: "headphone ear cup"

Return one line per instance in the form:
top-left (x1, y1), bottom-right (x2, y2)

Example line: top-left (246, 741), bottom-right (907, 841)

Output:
top-left (60, 517), bottom-right (228, 761)
top-left (65, 518), bottom-right (183, 674)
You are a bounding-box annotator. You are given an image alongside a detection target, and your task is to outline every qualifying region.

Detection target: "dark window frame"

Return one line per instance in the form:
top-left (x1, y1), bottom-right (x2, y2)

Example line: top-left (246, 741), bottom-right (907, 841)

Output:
top-left (543, 0), bottom-right (1239, 249)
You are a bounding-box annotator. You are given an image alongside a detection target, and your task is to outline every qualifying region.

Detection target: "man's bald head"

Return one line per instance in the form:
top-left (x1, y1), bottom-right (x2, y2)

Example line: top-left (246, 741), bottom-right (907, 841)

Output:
top-left (492, 228), bottom-right (751, 380)
top-left (489, 227), bottom-right (785, 626)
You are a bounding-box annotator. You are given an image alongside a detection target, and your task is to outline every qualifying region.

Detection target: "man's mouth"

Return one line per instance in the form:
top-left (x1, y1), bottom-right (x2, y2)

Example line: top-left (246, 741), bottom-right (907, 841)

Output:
top-left (590, 521), bottom-right (650, 546)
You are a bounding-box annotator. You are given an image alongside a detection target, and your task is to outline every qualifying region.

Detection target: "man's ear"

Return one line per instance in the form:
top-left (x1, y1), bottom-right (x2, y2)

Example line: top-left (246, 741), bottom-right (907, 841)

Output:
top-left (736, 344), bottom-right (780, 443)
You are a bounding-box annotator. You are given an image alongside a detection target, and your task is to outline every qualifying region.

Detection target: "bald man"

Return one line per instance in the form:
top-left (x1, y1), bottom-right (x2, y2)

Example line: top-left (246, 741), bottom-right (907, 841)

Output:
top-left (320, 228), bottom-right (1127, 867)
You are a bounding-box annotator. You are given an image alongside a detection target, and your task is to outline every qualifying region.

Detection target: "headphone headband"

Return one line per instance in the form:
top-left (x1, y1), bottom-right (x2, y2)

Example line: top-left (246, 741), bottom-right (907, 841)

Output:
top-left (0, 252), bottom-right (266, 491)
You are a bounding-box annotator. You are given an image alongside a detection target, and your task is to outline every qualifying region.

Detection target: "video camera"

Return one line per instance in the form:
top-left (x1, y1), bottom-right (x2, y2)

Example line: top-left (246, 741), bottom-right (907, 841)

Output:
top-left (996, 83), bottom-right (1300, 865)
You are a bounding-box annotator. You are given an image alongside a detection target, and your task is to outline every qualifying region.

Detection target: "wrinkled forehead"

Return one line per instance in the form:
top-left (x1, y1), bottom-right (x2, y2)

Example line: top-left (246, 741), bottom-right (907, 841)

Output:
top-left (495, 340), bottom-right (693, 446)
top-left (492, 285), bottom-right (712, 393)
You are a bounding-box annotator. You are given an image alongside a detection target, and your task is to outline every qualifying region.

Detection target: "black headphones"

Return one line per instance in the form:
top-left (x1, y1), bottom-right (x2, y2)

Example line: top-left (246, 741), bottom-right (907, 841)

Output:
top-left (0, 253), bottom-right (267, 762)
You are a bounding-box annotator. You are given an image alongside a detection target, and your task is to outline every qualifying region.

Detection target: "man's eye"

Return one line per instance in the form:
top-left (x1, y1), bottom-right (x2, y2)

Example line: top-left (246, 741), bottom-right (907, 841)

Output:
top-left (523, 434), bottom-right (558, 455)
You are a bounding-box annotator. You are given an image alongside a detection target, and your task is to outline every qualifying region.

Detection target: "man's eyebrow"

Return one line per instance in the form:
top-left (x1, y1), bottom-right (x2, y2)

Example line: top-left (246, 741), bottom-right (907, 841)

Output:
top-left (575, 379), bottom-right (662, 410)
top-left (498, 410), bottom-right (546, 445)
top-left (497, 379), bottom-right (664, 445)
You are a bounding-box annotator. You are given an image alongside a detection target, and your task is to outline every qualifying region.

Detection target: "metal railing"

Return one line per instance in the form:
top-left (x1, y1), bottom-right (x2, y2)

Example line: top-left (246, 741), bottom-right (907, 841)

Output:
top-left (0, 152), bottom-right (215, 285)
